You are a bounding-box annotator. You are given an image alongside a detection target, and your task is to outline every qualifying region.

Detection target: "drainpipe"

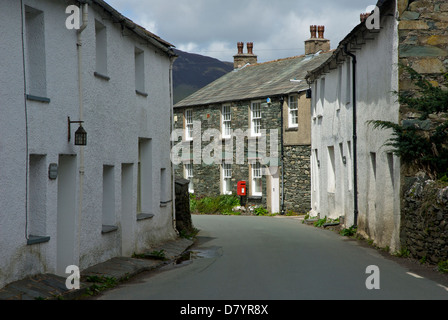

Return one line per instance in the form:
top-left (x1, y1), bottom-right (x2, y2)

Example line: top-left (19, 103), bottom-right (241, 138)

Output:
top-left (77, 2), bottom-right (88, 256)
top-left (344, 44), bottom-right (358, 228)
top-left (169, 54), bottom-right (178, 234)
top-left (279, 97), bottom-right (285, 215)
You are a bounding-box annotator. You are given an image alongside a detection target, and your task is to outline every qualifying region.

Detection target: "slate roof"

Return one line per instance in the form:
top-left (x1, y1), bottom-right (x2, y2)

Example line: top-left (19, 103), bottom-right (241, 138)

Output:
top-left (174, 50), bottom-right (334, 108)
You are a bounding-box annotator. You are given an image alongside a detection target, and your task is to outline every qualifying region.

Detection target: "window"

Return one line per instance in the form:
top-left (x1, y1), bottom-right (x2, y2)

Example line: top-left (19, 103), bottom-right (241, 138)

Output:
top-left (327, 146), bottom-right (335, 193)
top-left (251, 162), bottom-right (262, 196)
top-left (251, 101), bottom-right (262, 136)
top-left (345, 61), bottom-right (351, 105)
top-left (135, 47), bottom-right (146, 95)
top-left (387, 153), bottom-right (394, 188)
top-left (319, 78), bottom-right (325, 116)
top-left (185, 109), bottom-right (193, 141)
top-left (185, 163), bottom-right (194, 193)
top-left (222, 163), bottom-right (232, 195)
top-left (347, 141), bottom-right (352, 191)
top-left (337, 66), bottom-right (342, 110)
top-left (102, 165), bottom-right (115, 227)
top-left (29, 154), bottom-right (47, 238)
top-left (95, 20), bottom-right (107, 76)
top-left (25, 6), bottom-right (47, 98)
top-left (288, 95), bottom-right (298, 127)
top-left (160, 168), bottom-right (168, 203)
top-left (222, 105), bottom-right (231, 138)
top-left (137, 139), bottom-right (153, 214)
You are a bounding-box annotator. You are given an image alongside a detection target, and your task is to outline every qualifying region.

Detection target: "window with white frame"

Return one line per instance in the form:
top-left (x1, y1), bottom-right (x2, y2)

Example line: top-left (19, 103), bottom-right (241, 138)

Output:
top-left (222, 163), bottom-right (232, 195)
top-left (251, 162), bottom-right (262, 196)
top-left (185, 163), bottom-right (194, 193)
top-left (185, 109), bottom-right (193, 141)
top-left (288, 95), bottom-right (298, 127)
top-left (222, 105), bottom-right (231, 138)
top-left (251, 101), bottom-right (262, 136)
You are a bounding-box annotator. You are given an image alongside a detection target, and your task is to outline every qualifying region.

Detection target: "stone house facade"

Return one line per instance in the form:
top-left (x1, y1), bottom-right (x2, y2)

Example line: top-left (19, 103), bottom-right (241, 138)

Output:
top-left (0, 0), bottom-right (177, 289)
top-left (173, 33), bottom-right (333, 214)
top-left (306, 0), bottom-right (448, 253)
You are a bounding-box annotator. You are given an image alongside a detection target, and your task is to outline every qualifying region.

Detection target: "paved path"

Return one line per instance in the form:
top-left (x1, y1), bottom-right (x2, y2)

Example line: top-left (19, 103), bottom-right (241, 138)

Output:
top-left (0, 238), bottom-right (193, 300)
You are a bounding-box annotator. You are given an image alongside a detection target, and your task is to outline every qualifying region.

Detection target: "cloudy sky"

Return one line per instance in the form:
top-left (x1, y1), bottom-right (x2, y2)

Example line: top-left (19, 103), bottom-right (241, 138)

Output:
top-left (106, 0), bottom-right (377, 63)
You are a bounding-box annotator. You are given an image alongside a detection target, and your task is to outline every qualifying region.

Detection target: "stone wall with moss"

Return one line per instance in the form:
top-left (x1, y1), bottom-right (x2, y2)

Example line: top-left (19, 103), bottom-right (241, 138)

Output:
top-left (398, 0), bottom-right (448, 120)
top-left (401, 175), bottom-right (448, 263)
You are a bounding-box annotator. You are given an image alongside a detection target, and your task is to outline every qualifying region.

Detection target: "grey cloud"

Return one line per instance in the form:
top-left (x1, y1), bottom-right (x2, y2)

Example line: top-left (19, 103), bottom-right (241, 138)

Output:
top-left (107, 0), bottom-right (377, 62)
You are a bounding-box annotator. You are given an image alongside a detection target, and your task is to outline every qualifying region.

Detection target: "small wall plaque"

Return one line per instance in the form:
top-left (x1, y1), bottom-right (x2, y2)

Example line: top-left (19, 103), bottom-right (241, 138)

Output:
top-left (49, 163), bottom-right (58, 180)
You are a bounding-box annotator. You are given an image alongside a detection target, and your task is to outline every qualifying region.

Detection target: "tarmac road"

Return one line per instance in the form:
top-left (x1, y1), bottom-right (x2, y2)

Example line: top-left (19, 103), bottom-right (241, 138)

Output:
top-left (95, 214), bottom-right (448, 300)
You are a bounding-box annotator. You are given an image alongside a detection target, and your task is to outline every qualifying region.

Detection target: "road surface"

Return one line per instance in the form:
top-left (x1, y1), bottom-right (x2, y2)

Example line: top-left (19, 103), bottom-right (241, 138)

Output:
top-left (96, 214), bottom-right (448, 300)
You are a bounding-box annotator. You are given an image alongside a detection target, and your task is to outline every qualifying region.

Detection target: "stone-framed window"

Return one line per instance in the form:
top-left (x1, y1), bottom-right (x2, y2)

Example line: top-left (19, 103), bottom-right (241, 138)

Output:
top-left (222, 105), bottom-right (232, 139)
top-left (250, 101), bottom-right (262, 137)
top-left (288, 95), bottom-right (298, 128)
top-left (185, 109), bottom-right (193, 141)
top-left (222, 163), bottom-right (232, 195)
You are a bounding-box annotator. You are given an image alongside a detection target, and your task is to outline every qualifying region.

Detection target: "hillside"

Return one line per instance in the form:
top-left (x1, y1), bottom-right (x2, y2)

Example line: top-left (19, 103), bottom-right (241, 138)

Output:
top-left (172, 49), bottom-right (233, 104)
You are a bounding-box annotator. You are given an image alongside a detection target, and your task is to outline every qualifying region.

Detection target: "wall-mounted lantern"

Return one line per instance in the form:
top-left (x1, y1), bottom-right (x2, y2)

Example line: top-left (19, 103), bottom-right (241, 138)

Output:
top-left (306, 88), bottom-right (312, 99)
top-left (68, 117), bottom-right (87, 146)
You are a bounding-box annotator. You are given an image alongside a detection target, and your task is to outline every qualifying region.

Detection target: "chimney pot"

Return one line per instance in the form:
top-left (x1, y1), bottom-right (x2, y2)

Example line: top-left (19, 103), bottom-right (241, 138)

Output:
top-left (237, 42), bottom-right (244, 54)
top-left (247, 42), bottom-right (254, 55)
top-left (318, 25), bottom-right (325, 39)
top-left (310, 25), bottom-right (317, 38)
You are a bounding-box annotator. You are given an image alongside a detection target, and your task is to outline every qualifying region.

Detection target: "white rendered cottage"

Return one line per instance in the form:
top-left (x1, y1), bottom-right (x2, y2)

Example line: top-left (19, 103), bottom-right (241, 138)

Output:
top-left (306, 0), bottom-right (401, 251)
top-left (0, 0), bottom-right (177, 288)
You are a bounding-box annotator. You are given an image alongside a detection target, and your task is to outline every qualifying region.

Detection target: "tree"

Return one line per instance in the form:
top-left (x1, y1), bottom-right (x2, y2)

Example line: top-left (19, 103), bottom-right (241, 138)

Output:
top-left (368, 65), bottom-right (448, 179)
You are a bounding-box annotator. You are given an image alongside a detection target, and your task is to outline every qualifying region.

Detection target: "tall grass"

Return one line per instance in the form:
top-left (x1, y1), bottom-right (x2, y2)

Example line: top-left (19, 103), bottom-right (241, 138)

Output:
top-left (190, 194), bottom-right (240, 215)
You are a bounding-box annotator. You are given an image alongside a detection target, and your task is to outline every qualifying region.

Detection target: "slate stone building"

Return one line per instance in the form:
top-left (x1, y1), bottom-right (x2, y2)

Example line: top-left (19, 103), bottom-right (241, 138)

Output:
top-left (173, 31), bottom-right (333, 214)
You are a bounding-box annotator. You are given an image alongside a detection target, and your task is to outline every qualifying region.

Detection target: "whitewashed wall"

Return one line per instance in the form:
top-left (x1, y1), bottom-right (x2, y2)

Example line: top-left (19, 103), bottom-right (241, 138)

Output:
top-left (0, 0), bottom-right (176, 288)
top-left (310, 11), bottom-right (401, 251)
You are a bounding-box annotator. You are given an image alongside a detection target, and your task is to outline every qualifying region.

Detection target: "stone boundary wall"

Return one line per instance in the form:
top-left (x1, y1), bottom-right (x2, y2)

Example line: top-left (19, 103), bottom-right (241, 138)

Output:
top-left (283, 145), bottom-right (311, 214)
top-left (401, 175), bottom-right (448, 263)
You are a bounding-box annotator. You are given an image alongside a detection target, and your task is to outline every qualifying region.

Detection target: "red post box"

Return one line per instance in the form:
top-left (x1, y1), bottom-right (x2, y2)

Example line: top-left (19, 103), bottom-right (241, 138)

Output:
top-left (237, 181), bottom-right (247, 196)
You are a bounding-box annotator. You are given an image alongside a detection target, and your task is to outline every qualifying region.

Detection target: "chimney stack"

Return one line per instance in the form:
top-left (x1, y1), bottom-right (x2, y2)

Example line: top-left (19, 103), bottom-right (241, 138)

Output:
top-left (360, 13), bottom-right (371, 22)
top-left (233, 42), bottom-right (258, 69)
top-left (304, 25), bottom-right (330, 55)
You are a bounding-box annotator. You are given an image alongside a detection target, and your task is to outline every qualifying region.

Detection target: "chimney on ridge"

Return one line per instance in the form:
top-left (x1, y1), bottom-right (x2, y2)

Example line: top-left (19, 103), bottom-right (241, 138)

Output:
top-left (233, 42), bottom-right (258, 69)
top-left (304, 25), bottom-right (330, 55)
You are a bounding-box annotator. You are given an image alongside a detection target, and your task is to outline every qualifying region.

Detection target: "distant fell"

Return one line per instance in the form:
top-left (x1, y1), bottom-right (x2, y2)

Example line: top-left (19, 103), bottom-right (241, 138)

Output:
top-left (173, 49), bottom-right (233, 104)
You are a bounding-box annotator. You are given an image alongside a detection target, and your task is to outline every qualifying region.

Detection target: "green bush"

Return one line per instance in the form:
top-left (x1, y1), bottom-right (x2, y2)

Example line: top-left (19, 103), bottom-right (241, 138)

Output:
top-left (254, 206), bottom-right (268, 216)
top-left (340, 226), bottom-right (357, 237)
top-left (438, 260), bottom-right (448, 274)
top-left (190, 194), bottom-right (240, 215)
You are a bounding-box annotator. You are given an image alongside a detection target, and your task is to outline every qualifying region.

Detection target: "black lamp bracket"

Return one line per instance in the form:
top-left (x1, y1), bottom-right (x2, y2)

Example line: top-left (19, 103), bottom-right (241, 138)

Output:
top-left (68, 116), bottom-right (84, 142)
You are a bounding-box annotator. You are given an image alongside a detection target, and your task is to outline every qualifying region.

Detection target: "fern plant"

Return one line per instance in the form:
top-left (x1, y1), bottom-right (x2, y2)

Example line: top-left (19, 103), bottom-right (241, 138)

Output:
top-left (367, 65), bottom-right (448, 179)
